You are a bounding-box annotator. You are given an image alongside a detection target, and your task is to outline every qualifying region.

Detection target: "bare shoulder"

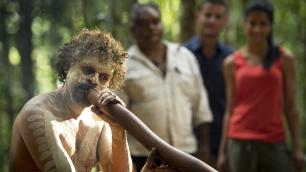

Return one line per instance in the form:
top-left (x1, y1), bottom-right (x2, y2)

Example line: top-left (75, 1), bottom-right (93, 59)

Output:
top-left (224, 54), bottom-right (235, 68)
top-left (10, 93), bottom-right (60, 171)
top-left (281, 50), bottom-right (295, 64)
top-left (14, 93), bottom-right (57, 130)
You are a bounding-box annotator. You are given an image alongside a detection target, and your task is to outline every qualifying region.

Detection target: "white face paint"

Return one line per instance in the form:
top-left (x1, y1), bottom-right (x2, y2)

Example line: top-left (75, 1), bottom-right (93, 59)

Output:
top-left (65, 56), bottom-right (114, 107)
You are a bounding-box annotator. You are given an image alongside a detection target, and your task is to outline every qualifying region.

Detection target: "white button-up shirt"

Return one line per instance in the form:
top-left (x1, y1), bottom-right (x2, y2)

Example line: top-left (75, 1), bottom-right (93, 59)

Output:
top-left (121, 41), bottom-right (212, 156)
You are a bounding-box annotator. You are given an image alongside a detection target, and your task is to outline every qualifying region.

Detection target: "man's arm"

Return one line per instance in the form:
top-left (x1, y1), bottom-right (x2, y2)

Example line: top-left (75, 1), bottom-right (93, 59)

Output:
top-left (193, 123), bottom-right (210, 163)
top-left (187, 53), bottom-right (213, 162)
top-left (184, 48), bottom-right (213, 163)
top-left (111, 126), bottom-right (133, 171)
top-left (95, 90), bottom-right (133, 172)
top-left (97, 123), bottom-right (133, 172)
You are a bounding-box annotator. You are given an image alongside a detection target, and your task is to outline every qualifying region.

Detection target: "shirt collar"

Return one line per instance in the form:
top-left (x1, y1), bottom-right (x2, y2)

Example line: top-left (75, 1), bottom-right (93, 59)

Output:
top-left (189, 36), bottom-right (222, 53)
top-left (188, 36), bottom-right (202, 51)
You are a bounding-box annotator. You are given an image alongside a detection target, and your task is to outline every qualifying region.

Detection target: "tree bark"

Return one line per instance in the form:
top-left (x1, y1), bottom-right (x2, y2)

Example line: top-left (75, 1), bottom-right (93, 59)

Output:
top-left (0, 2), bottom-right (15, 170)
top-left (0, 2), bottom-right (14, 126)
top-left (16, 0), bottom-right (35, 100)
top-left (107, 0), bottom-right (138, 47)
top-left (179, 0), bottom-right (196, 43)
top-left (81, 0), bottom-right (90, 28)
top-left (108, 0), bottom-right (120, 39)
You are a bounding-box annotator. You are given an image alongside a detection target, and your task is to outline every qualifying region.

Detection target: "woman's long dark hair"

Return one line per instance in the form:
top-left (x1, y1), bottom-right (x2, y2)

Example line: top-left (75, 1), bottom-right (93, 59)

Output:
top-left (245, 1), bottom-right (281, 69)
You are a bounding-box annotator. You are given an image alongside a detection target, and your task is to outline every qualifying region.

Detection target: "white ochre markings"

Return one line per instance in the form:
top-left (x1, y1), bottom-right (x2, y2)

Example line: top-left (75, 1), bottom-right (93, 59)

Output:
top-left (27, 114), bottom-right (56, 172)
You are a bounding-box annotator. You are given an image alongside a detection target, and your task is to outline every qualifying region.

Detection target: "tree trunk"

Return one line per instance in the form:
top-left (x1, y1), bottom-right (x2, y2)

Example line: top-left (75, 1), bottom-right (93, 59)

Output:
top-left (109, 0), bottom-right (120, 39)
top-left (297, 7), bottom-right (306, 124)
top-left (0, 2), bottom-right (14, 126)
top-left (0, 2), bottom-right (14, 170)
top-left (81, 0), bottom-right (90, 28)
top-left (179, 0), bottom-right (196, 43)
top-left (108, 0), bottom-right (137, 47)
top-left (16, 0), bottom-right (35, 100)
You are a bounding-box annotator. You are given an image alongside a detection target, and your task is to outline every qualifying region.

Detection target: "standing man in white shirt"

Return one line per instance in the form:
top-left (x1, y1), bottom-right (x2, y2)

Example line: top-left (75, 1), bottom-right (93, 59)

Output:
top-left (121, 3), bottom-right (213, 171)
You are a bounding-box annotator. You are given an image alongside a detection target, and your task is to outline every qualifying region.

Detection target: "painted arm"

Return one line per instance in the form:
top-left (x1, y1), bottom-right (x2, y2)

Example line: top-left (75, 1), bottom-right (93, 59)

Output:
top-left (110, 126), bottom-right (133, 172)
top-left (97, 122), bottom-right (133, 172)
top-left (217, 56), bottom-right (235, 172)
top-left (282, 53), bottom-right (305, 171)
top-left (95, 90), bottom-right (133, 172)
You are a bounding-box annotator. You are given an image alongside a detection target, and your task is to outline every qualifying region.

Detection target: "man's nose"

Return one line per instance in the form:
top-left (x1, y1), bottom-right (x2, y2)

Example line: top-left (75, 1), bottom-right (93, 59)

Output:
top-left (148, 22), bottom-right (157, 30)
top-left (208, 16), bottom-right (216, 23)
top-left (253, 25), bottom-right (261, 33)
top-left (87, 73), bottom-right (99, 85)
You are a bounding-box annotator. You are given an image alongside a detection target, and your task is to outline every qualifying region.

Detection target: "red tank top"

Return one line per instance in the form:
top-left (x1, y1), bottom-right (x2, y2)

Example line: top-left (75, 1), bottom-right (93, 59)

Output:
top-left (228, 50), bottom-right (285, 143)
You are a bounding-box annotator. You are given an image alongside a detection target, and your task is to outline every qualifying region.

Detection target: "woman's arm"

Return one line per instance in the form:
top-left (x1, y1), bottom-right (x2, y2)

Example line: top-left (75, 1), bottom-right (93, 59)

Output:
top-left (217, 55), bottom-right (235, 171)
top-left (282, 53), bottom-right (305, 171)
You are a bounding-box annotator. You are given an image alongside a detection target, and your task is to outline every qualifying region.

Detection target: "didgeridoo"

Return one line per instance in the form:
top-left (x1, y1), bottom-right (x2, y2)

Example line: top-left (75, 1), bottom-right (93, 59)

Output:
top-left (88, 89), bottom-right (217, 172)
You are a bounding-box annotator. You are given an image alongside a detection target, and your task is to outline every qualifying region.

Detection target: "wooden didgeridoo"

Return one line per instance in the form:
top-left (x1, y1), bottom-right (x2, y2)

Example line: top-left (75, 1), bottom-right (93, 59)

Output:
top-left (88, 89), bottom-right (217, 172)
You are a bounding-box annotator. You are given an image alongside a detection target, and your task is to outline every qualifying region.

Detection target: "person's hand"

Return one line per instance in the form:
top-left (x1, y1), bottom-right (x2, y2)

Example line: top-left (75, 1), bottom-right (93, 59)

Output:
top-left (141, 148), bottom-right (180, 172)
top-left (91, 89), bottom-right (125, 129)
top-left (292, 147), bottom-right (305, 172)
top-left (97, 89), bottom-right (126, 107)
top-left (216, 152), bottom-right (228, 172)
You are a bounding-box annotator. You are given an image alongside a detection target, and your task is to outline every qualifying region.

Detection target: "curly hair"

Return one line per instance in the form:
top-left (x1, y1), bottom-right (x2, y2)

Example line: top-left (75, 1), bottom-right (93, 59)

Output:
top-left (54, 29), bottom-right (127, 90)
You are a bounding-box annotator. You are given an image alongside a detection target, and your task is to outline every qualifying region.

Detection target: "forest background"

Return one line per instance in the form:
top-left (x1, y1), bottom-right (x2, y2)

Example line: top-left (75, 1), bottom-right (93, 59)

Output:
top-left (0, 0), bottom-right (305, 171)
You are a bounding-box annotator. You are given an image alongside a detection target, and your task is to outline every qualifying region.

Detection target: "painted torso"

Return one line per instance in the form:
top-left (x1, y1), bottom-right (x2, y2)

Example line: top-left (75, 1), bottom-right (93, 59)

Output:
top-left (24, 92), bottom-right (105, 172)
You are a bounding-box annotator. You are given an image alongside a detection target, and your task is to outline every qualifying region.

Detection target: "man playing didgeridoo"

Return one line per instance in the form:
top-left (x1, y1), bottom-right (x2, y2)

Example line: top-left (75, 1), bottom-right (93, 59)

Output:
top-left (10, 29), bottom-right (182, 172)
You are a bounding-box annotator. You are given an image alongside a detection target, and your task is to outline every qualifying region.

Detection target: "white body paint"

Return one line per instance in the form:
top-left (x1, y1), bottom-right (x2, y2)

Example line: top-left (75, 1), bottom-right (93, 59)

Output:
top-left (27, 107), bottom-right (105, 172)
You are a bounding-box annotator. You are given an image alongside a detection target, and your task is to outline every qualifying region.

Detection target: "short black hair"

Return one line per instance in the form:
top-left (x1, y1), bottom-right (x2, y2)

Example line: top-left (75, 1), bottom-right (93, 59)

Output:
top-left (197, 0), bottom-right (228, 10)
top-left (130, 2), bottom-right (161, 28)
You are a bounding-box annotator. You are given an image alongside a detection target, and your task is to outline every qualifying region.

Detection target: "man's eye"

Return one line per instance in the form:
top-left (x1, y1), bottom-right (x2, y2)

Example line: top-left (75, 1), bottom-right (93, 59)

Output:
top-left (205, 13), bottom-right (212, 18)
top-left (215, 15), bottom-right (222, 20)
top-left (250, 21), bottom-right (256, 27)
top-left (82, 66), bottom-right (95, 75)
top-left (99, 73), bottom-right (110, 82)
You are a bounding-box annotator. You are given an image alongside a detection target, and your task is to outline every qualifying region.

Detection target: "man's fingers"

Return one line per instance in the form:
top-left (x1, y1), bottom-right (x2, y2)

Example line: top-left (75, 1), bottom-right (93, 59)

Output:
top-left (101, 95), bottom-right (118, 105)
top-left (145, 147), bottom-right (158, 168)
top-left (98, 91), bottom-right (112, 104)
top-left (98, 90), bottom-right (125, 106)
top-left (91, 106), bottom-right (102, 115)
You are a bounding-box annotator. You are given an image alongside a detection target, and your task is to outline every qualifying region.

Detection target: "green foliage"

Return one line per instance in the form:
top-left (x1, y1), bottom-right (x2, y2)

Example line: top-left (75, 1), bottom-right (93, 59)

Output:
top-left (138, 0), bottom-right (181, 42)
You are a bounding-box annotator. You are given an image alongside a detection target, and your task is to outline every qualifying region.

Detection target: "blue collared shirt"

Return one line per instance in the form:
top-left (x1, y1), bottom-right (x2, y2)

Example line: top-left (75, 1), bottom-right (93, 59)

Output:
top-left (184, 36), bottom-right (234, 154)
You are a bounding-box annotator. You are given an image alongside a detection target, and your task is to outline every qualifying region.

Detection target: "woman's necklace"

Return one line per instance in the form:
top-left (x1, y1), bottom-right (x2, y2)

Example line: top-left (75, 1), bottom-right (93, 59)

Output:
top-left (244, 50), bottom-right (264, 66)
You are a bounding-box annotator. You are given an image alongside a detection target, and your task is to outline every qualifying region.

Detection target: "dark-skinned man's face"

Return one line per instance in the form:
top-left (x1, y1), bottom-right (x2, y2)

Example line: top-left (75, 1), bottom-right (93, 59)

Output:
top-left (132, 6), bottom-right (164, 45)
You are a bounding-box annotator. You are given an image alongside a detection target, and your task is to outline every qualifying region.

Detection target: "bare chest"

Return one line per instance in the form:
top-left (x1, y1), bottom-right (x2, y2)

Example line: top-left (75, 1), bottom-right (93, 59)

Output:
top-left (51, 118), bottom-right (103, 171)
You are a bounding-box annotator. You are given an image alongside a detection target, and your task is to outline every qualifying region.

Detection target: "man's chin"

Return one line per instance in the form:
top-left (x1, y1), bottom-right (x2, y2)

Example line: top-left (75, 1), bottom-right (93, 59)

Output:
top-left (201, 31), bottom-right (219, 38)
top-left (71, 83), bottom-right (96, 107)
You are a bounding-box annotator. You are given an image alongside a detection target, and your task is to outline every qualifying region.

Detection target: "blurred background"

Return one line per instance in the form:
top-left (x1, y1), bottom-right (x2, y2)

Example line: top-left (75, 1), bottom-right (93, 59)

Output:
top-left (0, 0), bottom-right (305, 171)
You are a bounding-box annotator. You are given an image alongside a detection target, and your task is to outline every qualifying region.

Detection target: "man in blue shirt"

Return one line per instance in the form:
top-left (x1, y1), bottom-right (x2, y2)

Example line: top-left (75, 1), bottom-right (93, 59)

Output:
top-left (184, 0), bottom-right (234, 166)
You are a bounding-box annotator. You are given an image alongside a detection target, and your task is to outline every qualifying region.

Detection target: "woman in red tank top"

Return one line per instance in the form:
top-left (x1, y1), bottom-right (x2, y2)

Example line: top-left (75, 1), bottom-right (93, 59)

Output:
top-left (217, 1), bottom-right (304, 172)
